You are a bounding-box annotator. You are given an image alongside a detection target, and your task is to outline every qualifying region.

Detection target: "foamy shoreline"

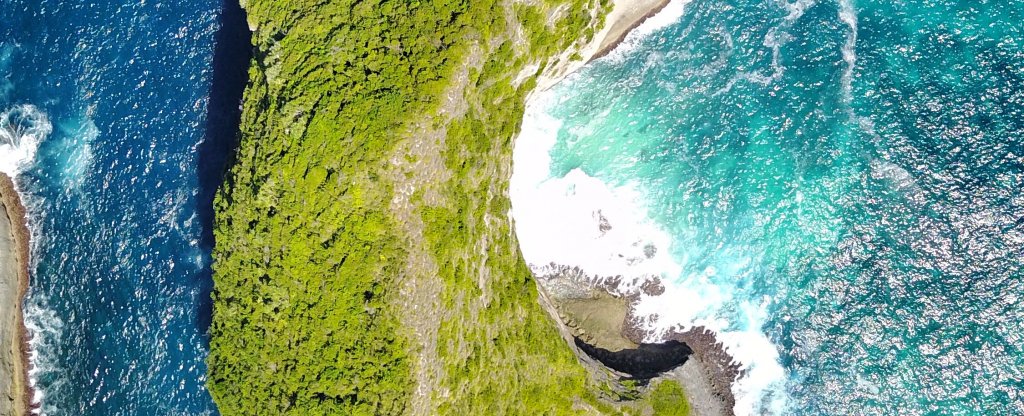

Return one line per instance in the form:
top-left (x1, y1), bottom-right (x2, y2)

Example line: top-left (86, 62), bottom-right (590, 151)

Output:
top-left (0, 173), bottom-right (32, 415)
top-left (516, 0), bottom-right (741, 413)
top-left (513, 1), bottom-right (787, 415)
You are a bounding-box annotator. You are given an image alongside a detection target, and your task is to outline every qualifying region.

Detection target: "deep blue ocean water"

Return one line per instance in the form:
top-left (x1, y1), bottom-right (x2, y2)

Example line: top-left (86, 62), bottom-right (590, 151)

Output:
top-left (0, 0), bottom-right (232, 414)
top-left (2, 0), bottom-right (1022, 414)
top-left (515, 0), bottom-right (1024, 414)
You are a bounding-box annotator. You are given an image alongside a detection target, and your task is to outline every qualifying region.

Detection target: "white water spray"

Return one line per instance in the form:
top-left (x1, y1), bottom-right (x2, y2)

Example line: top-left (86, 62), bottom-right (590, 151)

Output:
top-left (0, 104), bottom-right (50, 412)
top-left (0, 104), bottom-right (49, 176)
top-left (512, 92), bottom-right (791, 416)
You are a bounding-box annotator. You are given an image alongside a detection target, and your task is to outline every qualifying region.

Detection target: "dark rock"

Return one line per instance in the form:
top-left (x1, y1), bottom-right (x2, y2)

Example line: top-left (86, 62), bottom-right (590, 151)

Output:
top-left (573, 337), bottom-right (691, 380)
top-left (665, 326), bottom-right (740, 412)
top-left (640, 278), bottom-right (665, 296)
top-left (597, 210), bottom-right (612, 234)
top-left (643, 243), bottom-right (656, 259)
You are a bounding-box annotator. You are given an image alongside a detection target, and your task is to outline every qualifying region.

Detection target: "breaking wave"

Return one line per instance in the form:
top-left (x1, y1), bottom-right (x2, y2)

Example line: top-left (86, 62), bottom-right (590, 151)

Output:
top-left (0, 104), bottom-right (49, 176)
top-left (511, 90), bottom-right (789, 415)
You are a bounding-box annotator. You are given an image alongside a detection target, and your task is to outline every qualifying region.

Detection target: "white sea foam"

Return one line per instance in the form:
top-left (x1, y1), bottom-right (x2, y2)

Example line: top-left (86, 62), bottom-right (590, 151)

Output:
top-left (510, 96), bottom-right (681, 283)
top-left (0, 104), bottom-right (49, 177)
top-left (511, 87), bottom-right (789, 415)
top-left (0, 104), bottom-right (52, 412)
top-left (838, 0), bottom-right (859, 104)
top-left (24, 298), bottom-right (63, 414)
top-left (781, 0), bottom-right (818, 21)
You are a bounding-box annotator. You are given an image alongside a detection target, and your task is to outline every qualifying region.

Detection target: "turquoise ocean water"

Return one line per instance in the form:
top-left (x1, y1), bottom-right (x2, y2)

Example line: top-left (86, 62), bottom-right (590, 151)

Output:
top-left (513, 0), bottom-right (1024, 414)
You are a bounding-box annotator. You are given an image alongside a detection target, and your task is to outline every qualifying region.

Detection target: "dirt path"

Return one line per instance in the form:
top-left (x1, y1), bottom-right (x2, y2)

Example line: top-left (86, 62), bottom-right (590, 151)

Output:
top-left (387, 0), bottom-right (681, 413)
top-left (387, 42), bottom-right (483, 415)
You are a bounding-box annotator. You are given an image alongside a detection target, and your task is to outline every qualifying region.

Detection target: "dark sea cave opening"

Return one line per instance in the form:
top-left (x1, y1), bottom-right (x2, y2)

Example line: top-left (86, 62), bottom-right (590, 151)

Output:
top-left (574, 337), bottom-right (693, 380)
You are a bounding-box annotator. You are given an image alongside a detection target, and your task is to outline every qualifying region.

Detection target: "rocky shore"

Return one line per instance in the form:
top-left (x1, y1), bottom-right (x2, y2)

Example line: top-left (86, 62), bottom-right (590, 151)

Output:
top-left (535, 265), bottom-right (738, 416)
top-left (0, 173), bottom-right (30, 416)
top-left (517, 0), bottom-right (744, 414)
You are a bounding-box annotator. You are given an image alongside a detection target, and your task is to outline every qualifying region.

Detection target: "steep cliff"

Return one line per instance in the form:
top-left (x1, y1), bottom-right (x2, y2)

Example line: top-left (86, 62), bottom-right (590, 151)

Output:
top-left (208, 0), bottom-right (686, 414)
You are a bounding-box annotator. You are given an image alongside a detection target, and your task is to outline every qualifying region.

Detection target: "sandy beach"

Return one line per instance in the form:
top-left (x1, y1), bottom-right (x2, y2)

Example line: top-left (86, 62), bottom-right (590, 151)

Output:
top-left (0, 173), bottom-right (31, 416)
top-left (535, 0), bottom-right (672, 91)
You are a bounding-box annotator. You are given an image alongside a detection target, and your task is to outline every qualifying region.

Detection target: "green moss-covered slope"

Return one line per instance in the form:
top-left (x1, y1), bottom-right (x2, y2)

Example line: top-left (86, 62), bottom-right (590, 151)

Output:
top-left (207, 0), bottom-right (683, 414)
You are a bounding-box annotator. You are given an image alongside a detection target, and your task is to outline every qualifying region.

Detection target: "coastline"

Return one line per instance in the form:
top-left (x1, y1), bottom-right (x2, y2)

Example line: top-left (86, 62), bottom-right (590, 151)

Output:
top-left (535, 0), bottom-right (672, 91)
top-left (534, 265), bottom-right (738, 415)
top-left (0, 173), bottom-right (31, 416)
top-left (590, 0), bottom-right (672, 61)
top-left (519, 0), bottom-right (739, 414)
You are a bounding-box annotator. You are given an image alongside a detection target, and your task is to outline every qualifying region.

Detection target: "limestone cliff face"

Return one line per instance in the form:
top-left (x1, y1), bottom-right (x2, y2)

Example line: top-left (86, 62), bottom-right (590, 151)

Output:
top-left (0, 174), bottom-right (30, 416)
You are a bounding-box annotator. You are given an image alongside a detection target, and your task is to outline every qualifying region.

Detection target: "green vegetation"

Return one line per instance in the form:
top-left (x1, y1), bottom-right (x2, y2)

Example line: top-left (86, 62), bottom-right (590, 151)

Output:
top-left (579, 379), bottom-right (692, 416)
top-left (650, 380), bottom-right (692, 416)
top-left (421, 10), bottom-right (592, 412)
top-left (207, 0), bottom-right (684, 414)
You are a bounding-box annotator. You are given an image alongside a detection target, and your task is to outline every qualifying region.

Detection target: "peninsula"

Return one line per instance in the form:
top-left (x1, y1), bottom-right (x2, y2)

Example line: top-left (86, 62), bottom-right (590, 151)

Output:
top-left (208, 0), bottom-right (729, 414)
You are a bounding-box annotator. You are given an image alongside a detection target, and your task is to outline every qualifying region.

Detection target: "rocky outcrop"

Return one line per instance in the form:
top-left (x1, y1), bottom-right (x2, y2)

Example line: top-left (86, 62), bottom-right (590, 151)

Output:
top-left (0, 173), bottom-right (30, 416)
top-left (536, 269), bottom-right (737, 416)
top-left (662, 327), bottom-right (742, 412)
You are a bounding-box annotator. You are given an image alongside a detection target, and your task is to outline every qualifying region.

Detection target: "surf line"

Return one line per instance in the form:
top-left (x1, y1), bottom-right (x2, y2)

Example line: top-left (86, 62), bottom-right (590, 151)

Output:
top-left (0, 104), bottom-right (50, 414)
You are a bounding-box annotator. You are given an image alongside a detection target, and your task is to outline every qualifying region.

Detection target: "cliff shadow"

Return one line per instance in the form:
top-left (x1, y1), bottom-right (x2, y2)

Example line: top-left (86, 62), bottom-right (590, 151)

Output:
top-left (196, 0), bottom-right (252, 335)
top-left (573, 337), bottom-right (692, 380)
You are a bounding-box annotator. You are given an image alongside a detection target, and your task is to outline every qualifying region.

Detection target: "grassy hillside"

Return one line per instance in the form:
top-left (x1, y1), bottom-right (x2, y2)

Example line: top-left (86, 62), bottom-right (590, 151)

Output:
top-left (206, 0), bottom-right (686, 414)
